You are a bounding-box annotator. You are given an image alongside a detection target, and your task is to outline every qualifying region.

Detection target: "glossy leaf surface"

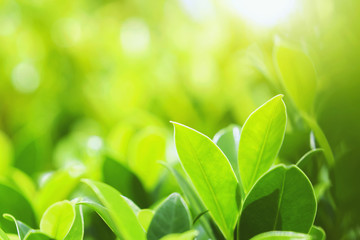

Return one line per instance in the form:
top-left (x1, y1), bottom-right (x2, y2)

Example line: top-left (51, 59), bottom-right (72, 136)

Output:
top-left (172, 122), bottom-right (239, 239)
top-left (238, 95), bottom-right (286, 193)
top-left (239, 165), bottom-right (316, 239)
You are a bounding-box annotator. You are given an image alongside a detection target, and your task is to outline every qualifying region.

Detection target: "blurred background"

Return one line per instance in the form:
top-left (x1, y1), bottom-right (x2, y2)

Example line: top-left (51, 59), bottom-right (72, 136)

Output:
top-left (0, 0), bottom-right (360, 238)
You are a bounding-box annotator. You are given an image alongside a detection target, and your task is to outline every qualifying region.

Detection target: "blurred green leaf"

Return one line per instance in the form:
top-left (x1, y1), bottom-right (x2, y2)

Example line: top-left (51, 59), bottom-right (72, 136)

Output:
top-left (0, 131), bottom-right (12, 175)
top-left (238, 165), bottom-right (316, 239)
top-left (3, 214), bottom-right (31, 240)
top-left (172, 122), bottom-right (239, 239)
top-left (309, 226), bottom-right (325, 240)
top-left (0, 227), bottom-right (10, 240)
top-left (137, 209), bottom-right (154, 232)
top-left (147, 193), bottom-right (191, 240)
top-left (159, 230), bottom-right (198, 240)
top-left (81, 179), bottom-right (146, 240)
top-left (238, 95), bottom-right (286, 193)
top-left (275, 44), bottom-right (316, 114)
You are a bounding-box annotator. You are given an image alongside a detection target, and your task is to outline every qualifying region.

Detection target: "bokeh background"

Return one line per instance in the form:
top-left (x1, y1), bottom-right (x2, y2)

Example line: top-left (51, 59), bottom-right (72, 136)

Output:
top-left (0, 0), bottom-right (360, 238)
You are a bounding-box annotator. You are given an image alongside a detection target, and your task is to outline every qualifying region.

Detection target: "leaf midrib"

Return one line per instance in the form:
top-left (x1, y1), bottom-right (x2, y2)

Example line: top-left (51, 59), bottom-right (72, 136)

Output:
top-left (273, 171), bottom-right (287, 230)
top-left (183, 132), bottom-right (230, 238)
top-left (248, 106), bottom-right (276, 190)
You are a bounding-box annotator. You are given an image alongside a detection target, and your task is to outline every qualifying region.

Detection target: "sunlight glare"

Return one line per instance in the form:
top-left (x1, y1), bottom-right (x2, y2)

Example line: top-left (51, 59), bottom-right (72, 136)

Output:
top-left (231, 0), bottom-right (298, 27)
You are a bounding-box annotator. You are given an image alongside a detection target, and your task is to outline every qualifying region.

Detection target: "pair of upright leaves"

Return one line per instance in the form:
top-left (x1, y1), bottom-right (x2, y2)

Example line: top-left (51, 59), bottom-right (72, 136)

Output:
top-left (172, 95), bottom-right (317, 239)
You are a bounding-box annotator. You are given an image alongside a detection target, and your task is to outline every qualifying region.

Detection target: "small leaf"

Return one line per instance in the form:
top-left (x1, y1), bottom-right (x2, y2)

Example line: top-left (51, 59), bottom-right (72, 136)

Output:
top-left (39, 200), bottom-right (75, 239)
top-left (159, 230), bottom-right (198, 240)
top-left (3, 214), bottom-right (31, 240)
top-left (309, 226), bottom-right (325, 240)
top-left (250, 231), bottom-right (311, 240)
top-left (238, 95), bottom-right (287, 193)
top-left (81, 179), bottom-right (146, 240)
top-left (275, 44), bottom-right (317, 114)
top-left (63, 205), bottom-right (84, 240)
top-left (297, 149), bottom-right (324, 185)
top-left (238, 165), bottom-right (316, 239)
top-left (213, 125), bottom-right (241, 182)
top-left (172, 122), bottom-right (239, 239)
top-left (147, 193), bottom-right (191, 240)
top-left (137, 209), bottom-right (154, 232)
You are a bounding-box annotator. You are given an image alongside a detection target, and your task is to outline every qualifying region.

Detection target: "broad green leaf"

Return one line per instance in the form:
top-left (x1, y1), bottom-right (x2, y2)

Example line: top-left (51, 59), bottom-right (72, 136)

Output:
top-left (159, 230), bottom-right (198, 240)
top-left (213, 125), bottom-right (241, 181)
top-left (147, 193), bottom-right (191, 240)
top-left (81, 179), bottom-right (146, 240)
top-left (250, 231), bottom-right (311, 240)
top-left (102, 156), bottom-right (149, 208)
top-left (163, 164), bottom-right (216, 240)
top-left (0, 184), bottom-right (36, 234)
top-left (172, 122), bottom-right (239, 239)
top-left (137, 209), bottom-right (154, 232)
top-left (238, 95), bottom-right (286, 193)
top-left (309, 226), bottom-right (325, 240)
top-left (63, 205), bottom-right (84, 240)
top-left (275, 44), bottom-right (317, 114)
top-left (6, 169), bottom-right (36, 205)
top-left (35, 168), bottom-right (82, 217)
top-left (3, 214), bottom-right (31, 240)
top-left (39, 200), bottom-right (75, 239)
top-left (0, 227), bottom-right (10, 240)
top-left (238, 165), bottom-right (316, 240)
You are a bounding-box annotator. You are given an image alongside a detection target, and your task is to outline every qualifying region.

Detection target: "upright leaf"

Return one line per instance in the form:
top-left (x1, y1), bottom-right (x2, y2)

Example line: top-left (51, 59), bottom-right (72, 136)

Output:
top-left (238, 95), bottom-right (286, 193)
top-left (81, 179), bottom-right (146, 240)
top-left (3, 214), bottom-right (31, 240)
top-left (238, 165), bottom-right (316, 240)
top-left (275, 44), bottom-right (317, 114)
top-left (39, 201), bottom-right (75, 240)
top-left (147, 193), bottom-right (191, 240)
top-left (172, 122), bottom-right (239, 239)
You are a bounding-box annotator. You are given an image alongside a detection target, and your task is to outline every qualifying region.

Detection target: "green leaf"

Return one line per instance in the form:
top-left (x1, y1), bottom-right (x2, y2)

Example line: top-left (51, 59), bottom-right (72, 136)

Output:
top-left (102, 156), bottom-right (149, 208)
top-left (39, 200), bottom-right (75, 239)
top-left (274, 44), bottom-right (317, 114)
top-left (159, 230), bottom-right (198, 240)
top-left (172, 122), bottom-right (239, 239)
top-left (81, 179), bottom-right (146, 240)
top-left (3, 214), bottom-right (31, 240)
top-left (0, 131), bottom-right (13, 175)
top-left (137, 209), bottom-right (154, 232)
top-left (24, 231), bottom-right (52, 240)
top-left (35, 168), bottom-right (82, 217)
top-left (63, 205), bottom-right (84, 240)
top-left (238, 165), bottom-right (316, 240)
top-left (213, 125), bottom-right (241, 182)
top-left (0, 184), bottom-right (37, 234)
top-left (309, 226), bottom-right (325, 240)
top-left (238, 95), bottom-right (287, 193)
top-left (297, 149), bottom-right (324, 184)
top-left (147, 193), bottom-right (191, 240)
top-left (0, 227), bottom-right (10, 240)
top-left (163, 164), bottom-right (216, 240)
top-left (250, 231), bottom-right (311, 240)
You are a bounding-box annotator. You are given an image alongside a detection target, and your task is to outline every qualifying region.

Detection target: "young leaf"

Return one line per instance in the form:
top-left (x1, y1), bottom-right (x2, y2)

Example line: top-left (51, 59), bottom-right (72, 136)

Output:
top-left (238, 95), bottom-right (286, 193)
top-left (297, 149), bottom-right (324, 185)
top-left (213, 125), bottom-right (241, 182)
top-left (147, 193), bottom-right (191, 240)
top-left (250, 231), bottom-right (311, 240)
top-left (238, 165), bottom-right (316, 240)
top-left (275, 44), bottom-right (317, 114)
top-left (172, 122), bottom-right (239, 239)
top-left (39, 200), bottom-right (75, 239)
top-left (309, 226), bottom-right (325, 240)
top-left (3, 214), bottom-right (31, 240)
top-left (81, 179), bottom-right (146, 240)
top-left (63, 205), bottom-right (84, 240)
